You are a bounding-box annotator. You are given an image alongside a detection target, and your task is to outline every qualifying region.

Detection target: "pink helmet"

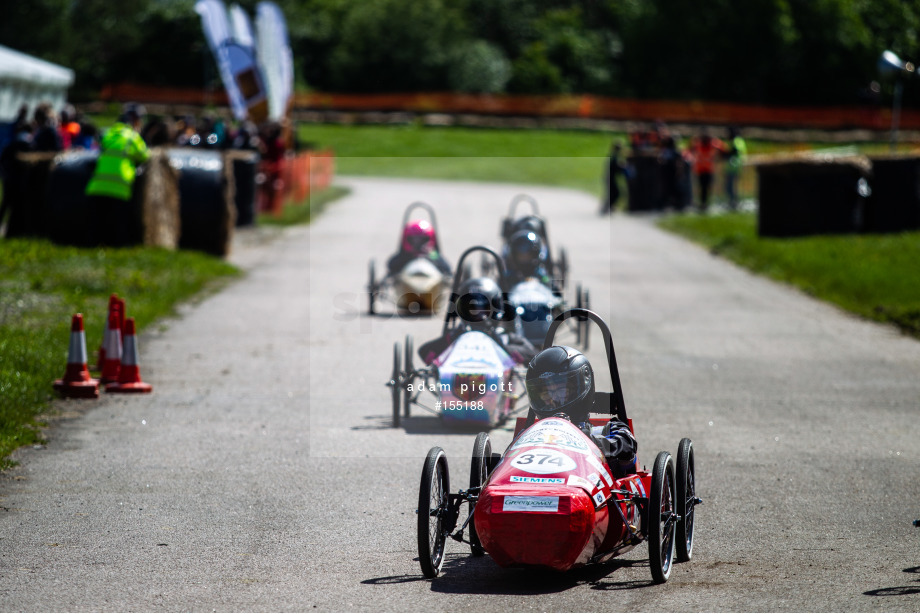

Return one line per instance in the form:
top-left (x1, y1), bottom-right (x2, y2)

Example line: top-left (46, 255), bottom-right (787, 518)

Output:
top-left (402, 219), bottom-right (436, 255)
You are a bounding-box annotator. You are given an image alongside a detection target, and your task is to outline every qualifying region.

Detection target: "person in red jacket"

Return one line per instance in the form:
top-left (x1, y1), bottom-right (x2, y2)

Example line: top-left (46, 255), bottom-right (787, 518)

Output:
top-left (688, 130), bottom-right (726, 213)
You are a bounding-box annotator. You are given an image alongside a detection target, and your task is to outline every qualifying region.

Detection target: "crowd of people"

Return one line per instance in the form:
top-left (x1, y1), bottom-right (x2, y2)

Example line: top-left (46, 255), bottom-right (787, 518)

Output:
top-left (603, 121), bottom-right (747, 214)
top-left (0, 101), bottom-right (294, 236)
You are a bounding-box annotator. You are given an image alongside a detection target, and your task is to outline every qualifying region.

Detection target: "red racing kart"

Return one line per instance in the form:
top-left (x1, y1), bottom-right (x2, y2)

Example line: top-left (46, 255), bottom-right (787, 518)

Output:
top-left (415, 308), bottom-right (700, 583)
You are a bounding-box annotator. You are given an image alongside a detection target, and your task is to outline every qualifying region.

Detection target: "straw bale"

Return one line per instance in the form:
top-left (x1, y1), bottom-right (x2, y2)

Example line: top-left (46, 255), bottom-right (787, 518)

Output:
top-left (137, 148), bottom-right (180, 249)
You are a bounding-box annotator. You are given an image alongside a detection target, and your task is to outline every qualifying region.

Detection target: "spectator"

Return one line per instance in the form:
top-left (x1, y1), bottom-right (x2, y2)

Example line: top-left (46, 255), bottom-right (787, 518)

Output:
top-left (59, 104), bottom-right (81, 150)
top-left (723, 126), bottom-right (747, 211)
top-left (85, 103), bottom-right (150, 246)
top-left (601, 140), bottom-right (627, 215)
top-left (31, 103), bottom-right (62, 152)
top-left (141, 115), bottom-right (173, 147)
top-left (688, 129), bottom-right (726, 213)
top-left (0, 105), bottom-right (32, 232)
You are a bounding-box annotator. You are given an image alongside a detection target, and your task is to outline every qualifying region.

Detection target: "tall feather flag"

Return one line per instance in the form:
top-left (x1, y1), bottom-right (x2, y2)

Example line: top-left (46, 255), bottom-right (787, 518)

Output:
top-left (195, 0), bottom-right (268, 122)
top-left (256, 1), bottom-right (295, 121)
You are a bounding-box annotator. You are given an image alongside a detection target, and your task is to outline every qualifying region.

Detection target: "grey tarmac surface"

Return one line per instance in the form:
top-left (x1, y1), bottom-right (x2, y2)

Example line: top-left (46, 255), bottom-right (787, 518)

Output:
top-left (1, 175), bottom-right (919, 612)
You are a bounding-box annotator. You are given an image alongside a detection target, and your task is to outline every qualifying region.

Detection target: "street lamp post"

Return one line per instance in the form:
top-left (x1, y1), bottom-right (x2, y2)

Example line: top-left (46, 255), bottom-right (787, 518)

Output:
top-left (878, 50), bottom-right (915, 152)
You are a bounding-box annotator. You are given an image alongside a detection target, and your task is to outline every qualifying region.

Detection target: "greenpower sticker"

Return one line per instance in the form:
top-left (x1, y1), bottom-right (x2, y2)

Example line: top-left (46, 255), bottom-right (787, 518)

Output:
top-left (502, 495), bottom-right (560, 512)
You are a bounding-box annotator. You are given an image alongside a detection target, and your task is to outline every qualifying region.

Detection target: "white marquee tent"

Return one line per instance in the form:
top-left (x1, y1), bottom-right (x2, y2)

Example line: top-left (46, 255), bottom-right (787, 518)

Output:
top-left (0, 45), bottom-right (74, 121)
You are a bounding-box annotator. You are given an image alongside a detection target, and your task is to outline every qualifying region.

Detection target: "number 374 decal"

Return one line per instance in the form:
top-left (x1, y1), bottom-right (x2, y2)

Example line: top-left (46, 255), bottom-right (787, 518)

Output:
top-left (510, 448), bottom-right (577, 475)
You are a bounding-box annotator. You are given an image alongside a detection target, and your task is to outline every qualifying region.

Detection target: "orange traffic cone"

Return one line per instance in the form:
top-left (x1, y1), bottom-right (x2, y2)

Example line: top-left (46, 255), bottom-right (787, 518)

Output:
top-left (106, 318), bottom-right (152, 393)
top-left (53, 314), bottom-right (100, 398)
top-left (94, 294), bottom-right (119, 371)
top-left (99, 310), bottom-right (122, 385)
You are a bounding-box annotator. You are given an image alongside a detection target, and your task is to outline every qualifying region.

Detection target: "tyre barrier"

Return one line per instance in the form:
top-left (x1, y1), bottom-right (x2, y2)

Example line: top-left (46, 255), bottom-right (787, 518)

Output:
top-left (756, 156), bottom-right (871, 238)
top-left (865, 156), bottom-right (920, 233)
top-left (167, 148), bottom-right (235, 257)
top-left (4, 149), bottom-right (180, 249)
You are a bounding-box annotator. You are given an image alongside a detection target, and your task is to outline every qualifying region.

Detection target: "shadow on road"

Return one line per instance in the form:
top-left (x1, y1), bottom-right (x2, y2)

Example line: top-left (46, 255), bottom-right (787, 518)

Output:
top-left (863, 565), bottom-right (920, 597)
top-left (365, 553), bottom-right (650, 595)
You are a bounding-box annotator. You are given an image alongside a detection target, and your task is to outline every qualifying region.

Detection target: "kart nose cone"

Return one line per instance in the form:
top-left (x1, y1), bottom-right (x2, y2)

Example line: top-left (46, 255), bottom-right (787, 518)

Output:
top-left (473, 486), bottom-right (595, 571)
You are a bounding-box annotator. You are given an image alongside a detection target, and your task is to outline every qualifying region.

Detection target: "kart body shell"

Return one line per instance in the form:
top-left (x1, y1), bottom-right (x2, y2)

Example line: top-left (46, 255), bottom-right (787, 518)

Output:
top-left (434, 330), bottom-right (517, 426)
top-left (474, 416), bottom-right (647, 571)
top-left (393, 257), bottom-right (447, 313)
top-left (508, 279), bottom-right (563, 348)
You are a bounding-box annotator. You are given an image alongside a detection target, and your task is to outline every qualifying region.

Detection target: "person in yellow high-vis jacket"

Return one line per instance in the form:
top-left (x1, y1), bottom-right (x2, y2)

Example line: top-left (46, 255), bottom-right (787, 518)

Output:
top-left (86, 103), bottom-right (149, 246)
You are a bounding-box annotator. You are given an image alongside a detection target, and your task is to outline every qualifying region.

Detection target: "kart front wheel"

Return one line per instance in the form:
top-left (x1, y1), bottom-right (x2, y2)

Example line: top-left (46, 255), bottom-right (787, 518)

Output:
top-left (403, 335), bottom-right (414, 418)
top-left (390, 343), bottom-right (401, 428)
top-left (418, 447), bottom-right (450, 578)
top-left (676, 438), bottom-right (697, 563)
top-left (468, 432), bottom-right (491, 557)
top-left (368, 260), bottom-right (377, 315)
top-left (648, 451), bottom-right (676, 584)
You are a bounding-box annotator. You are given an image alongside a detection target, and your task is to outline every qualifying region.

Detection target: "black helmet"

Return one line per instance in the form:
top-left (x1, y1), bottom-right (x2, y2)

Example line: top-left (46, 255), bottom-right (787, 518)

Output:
top-left (455, 277), bottom-right (503, 324)
top-left (525, 346), bottom-right (595, 422)
top-left (510, 215), bottom-right (544, 238)
top-left (509, 230), bottom-right (545, 273)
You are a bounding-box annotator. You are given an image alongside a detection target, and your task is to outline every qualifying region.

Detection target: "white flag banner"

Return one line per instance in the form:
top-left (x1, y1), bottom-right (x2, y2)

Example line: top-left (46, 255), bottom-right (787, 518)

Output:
top-left (256, 1), bottom-right (294, 121)
top-left (229, 3), bottom-right (255, 50)
top-left (195, 0), bottom-right (268, 122)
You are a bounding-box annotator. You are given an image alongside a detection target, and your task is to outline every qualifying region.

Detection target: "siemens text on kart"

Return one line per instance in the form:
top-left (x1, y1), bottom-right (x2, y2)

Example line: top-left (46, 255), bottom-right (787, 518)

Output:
top-left (525, 345), bottom-right (637, 479)
top-left (417, 276), bottom-right (538, 366)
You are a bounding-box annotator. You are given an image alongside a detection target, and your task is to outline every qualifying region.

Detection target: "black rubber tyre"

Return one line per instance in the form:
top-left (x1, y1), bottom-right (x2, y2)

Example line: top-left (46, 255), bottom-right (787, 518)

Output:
top-left (418, 447), bottom-right (450, 578)
top-left (558, 248), bottom-right (568, 290)
top-left (676, 438), bottom-right (696, 563)
top-left (368, 260), bottom-right (377, 315)
top-left (391, 343), bottom-right (401, 428)
top-left (648, 451), bottom-right (676, 584)
top-left (403, 335), bottom-right (414, 418)
top-left (468, 433), bottom-right (492, 557)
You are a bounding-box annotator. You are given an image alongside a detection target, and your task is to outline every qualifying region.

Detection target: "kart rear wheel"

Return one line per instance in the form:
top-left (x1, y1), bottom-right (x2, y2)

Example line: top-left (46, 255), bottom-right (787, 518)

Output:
top-left (468, 432), bottom-right (491, 557)
top-left (403, 335), bottom-right (414, 418)
top-left (368, 260), bottom-right (377, 315)
top-left (391, 343), bottom-right (402, 428)
top-left (418, 447), bottom-right (450, 578)
top-left (648, 451), bottom-right (676, 584)
top-left (557, 248), bottom-right (568, 290)
top-left (676, 438), bottom-right (696, 563)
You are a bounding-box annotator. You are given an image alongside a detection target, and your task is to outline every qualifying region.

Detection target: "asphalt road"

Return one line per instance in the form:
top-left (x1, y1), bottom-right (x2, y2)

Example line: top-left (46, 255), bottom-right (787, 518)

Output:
top-left (2, 176), bottom-right (919, 612)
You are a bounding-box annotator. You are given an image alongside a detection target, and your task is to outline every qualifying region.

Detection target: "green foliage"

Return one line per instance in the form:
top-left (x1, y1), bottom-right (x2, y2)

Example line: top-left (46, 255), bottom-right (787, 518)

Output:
top-left (658, 213), bottom-right (920, 337)
top-left (0, 240), bottom-right (239, 467)
top-left (4, 0), bottom-right (920, 106)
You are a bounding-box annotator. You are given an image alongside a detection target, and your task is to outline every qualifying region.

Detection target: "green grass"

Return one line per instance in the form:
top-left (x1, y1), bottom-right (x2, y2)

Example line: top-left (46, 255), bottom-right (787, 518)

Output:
top-left (0, 240), bottom-right (239, 468)
top-left (658, 212), bottom-right (920, 337)
top-left (297, 124), bottom-right (619, 196)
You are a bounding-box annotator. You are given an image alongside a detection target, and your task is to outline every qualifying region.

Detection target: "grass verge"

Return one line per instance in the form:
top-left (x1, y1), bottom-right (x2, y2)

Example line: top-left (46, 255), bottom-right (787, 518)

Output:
top-left (0, 240), bottom-right (239, 468)
top-left (658, 212), bottom-right (920, 337)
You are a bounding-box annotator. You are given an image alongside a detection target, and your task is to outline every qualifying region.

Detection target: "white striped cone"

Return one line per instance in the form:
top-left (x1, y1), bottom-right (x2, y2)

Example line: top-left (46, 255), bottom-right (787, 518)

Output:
top-left (99, 310), bottom-right (122, 385)
top-left (94, 293), bottom-right (119, 371)
top-left (107, 318), bottom-right (152, 393)
top-left (54, 314), bottom-right (99, 398)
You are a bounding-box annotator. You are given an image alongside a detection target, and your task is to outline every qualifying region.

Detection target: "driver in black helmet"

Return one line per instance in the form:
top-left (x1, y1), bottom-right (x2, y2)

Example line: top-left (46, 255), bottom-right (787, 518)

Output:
top-left (418, 277), bottom-right (537, 365)
top-left (525, 345), bottom-right (638, 478)
top-left (506, 230), bottom-right (555, 289)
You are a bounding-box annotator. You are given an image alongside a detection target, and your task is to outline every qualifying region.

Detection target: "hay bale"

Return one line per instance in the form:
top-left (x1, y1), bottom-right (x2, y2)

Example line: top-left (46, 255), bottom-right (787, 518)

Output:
top-left (168, 148), bottom-right (235, 257)
top-left (137, 148), bottom-right (181, 249)
top-left (225, 149), bottom-right (259, 227)
top-left (865, 155), bottom-right (920, 233)
top-left (755, 154), bottom-right (871, 238)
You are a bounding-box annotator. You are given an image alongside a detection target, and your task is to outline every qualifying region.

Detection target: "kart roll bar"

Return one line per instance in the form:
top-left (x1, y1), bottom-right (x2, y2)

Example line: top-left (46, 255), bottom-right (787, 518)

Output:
top-left (399, 201), bottom-right (442, 251)
top-left (544, 308), bottom-right (628, 424)
top-left (442, 245), bottom-right (510, 336)
top-left (508, 194), bottom-right (540, 219)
